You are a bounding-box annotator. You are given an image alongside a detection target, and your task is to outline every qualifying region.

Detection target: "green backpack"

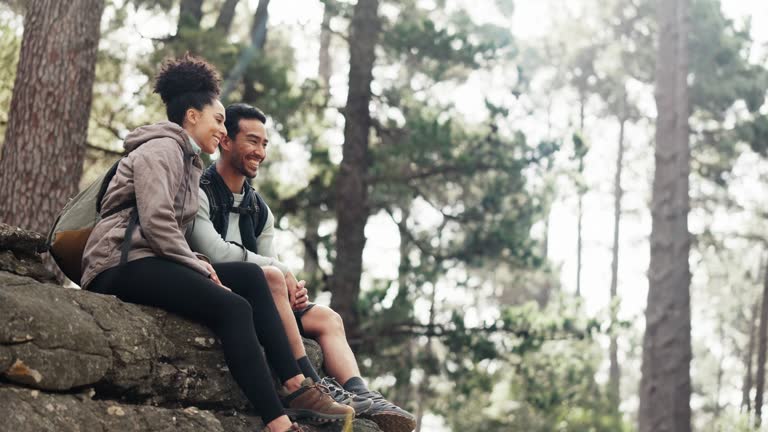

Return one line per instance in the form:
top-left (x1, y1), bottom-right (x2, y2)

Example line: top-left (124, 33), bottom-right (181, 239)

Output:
top-left (46, 159), bottom-right (135, 284)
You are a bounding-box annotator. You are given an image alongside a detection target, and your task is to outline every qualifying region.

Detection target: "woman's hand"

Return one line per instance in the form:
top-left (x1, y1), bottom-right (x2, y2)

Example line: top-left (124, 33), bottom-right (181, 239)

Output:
top-left (200, 260), bottom-right (231, 291)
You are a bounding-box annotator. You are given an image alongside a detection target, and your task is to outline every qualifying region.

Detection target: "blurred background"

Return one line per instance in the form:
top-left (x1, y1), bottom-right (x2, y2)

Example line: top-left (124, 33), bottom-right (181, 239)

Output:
top-left (0, 0), bottom-right (767, 430)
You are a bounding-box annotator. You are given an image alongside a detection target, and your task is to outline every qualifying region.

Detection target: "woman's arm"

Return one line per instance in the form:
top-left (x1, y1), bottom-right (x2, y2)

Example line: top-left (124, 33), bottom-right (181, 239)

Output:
top-left (132, 141), bottom-right (210, 277)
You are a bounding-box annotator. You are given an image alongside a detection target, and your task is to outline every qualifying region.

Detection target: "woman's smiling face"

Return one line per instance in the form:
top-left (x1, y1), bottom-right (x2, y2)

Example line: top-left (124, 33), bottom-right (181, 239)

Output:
top-left (185, 99), bottom-right (227, 154)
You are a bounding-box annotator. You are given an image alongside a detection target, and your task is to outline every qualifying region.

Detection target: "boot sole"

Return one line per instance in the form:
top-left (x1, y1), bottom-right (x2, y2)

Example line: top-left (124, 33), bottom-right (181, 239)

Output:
top-left (284, 409), bottom-right (354, 425)
top-left (368, 412), bottom-right (416, 432)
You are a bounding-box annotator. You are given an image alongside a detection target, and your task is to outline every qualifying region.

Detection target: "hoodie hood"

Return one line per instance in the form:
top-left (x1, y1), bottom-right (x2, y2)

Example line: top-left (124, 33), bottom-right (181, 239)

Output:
top-left (123, 121), bottom-right (194, 155)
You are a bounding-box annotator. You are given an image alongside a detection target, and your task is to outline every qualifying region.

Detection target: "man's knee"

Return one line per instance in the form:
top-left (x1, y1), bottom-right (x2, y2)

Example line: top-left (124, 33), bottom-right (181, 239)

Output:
top-left (315, 306), bottom-right (345, 335)
top-left (262, 266), bottom-right (287, 295)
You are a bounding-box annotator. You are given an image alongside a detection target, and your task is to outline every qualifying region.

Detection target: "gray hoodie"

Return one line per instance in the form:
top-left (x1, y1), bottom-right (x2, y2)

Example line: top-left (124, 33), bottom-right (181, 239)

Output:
top-left (80, 121), bottom-right (209, 289)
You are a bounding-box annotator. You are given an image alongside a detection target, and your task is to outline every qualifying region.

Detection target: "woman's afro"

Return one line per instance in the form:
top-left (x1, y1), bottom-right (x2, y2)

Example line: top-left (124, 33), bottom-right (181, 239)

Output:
top-left (154, 54), bottom-right (221, 104)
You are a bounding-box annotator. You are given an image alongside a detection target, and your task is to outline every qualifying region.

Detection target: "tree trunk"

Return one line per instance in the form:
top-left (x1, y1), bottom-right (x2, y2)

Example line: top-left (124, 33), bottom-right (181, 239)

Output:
top-left (302, 216), bottom-right (321, 287)
top-left (714, 316), bottom-right (725, 423)
top-left (329, 0), bottom-right (380, 338)
top-left (224, 0), bottom-right (270, 103)
top-left (302, 5), bottom-right (334, 283)
top-left (575, 93), bottom-right (586, 298)
top-left (414, 279), bottom-right (437, 432)
top-left (391, 209), bottom-right (414, 407)
top-left (742, 300), bottom-right (758, 413)
top-left (249, 0), bottom-right (270, 46)
top-left (318, 3), bottom-right (333, 96)
top-left (609, 110), bottom-right (627, 414)
top-left (214, 0), bottom-right (240, 33)
top-left (178, 0), bottom-right (203, 31)
top-left (638, 0), bottom-right (691, 431)
top-left (0, 0), bottom-right (105, 235)
top-left (755, 262), bottom-right (768, 427)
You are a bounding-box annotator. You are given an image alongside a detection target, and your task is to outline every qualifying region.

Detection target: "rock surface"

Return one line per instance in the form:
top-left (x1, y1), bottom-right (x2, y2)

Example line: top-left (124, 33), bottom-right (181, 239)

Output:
top-left (0, 386), bottom-right (223, 432)
top-left (0, 223), bottom-right (48, 255)
top-left (0, 223), bottom-right (56, 283)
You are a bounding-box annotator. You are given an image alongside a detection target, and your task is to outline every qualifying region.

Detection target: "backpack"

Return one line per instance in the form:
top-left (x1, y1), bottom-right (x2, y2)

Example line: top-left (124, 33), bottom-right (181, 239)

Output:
top-left (199, 165), bottom-right (269, 253)
top-left (46, 159), bottom-right (136, 284)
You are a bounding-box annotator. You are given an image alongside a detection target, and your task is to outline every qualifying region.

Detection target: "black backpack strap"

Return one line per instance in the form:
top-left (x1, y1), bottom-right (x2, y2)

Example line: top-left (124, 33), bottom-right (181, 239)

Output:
top-left (98, 157), bottom-right (137, 219)
top-left (102, 199), bottom-right (136, 218)
top-left (96, 157), bottom-right (139, 265)
top-left (120, 208), bottom-right (140, 265)
top-left (97, 158), bottom-right (124, 214)
top-left (200, 178), bottom-right (216, 212)
top-left (252, 191), bottom-right (269, 238)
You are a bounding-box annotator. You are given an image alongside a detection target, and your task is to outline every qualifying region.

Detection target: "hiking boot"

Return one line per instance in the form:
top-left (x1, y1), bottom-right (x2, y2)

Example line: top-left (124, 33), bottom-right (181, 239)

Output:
top-left (357, 390), bottom-right (415, 432)
top-left (262, 423), bottom-right (307, 432)
top-left (319, 376), bottom-right (374, 415)
top-left (279, 377), bottom-right (355, 424)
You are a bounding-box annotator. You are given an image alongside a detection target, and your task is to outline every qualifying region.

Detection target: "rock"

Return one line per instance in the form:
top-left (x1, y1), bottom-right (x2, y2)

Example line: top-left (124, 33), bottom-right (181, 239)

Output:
top-left (0, 223), bottom-right (57, 283)
top-left (0, 223), bottom-right (48, 255)
top-left (0, 385), bottom-right (225, 432)
top-left (0, 273), bottom-right (112, 390)
top-left (0, 272), bottom-right (327, 409)
top-left (0, 250), bottom-right (57, 283)
top-left (214, 410), bottom-right (381, 432)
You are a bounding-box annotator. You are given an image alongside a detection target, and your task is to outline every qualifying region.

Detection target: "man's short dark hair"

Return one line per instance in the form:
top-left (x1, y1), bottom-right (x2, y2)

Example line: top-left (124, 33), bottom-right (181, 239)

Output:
top-left (225, 103), bottom-right (267, 140)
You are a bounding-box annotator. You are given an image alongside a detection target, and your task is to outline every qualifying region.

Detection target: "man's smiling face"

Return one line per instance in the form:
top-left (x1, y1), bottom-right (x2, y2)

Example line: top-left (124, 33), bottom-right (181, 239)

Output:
top-left (226, 118), bottom-right (268, 179)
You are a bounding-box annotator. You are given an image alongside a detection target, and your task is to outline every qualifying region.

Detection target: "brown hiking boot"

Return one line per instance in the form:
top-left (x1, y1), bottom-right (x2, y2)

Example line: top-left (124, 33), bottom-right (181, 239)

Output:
top-left (261, 423), bottom-right (307, 432)
top-left (279, 377), bottom-right (355, 424)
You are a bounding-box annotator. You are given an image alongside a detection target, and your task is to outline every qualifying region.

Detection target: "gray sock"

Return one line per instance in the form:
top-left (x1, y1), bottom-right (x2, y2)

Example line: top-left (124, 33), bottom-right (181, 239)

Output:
top-left (343, 376), bottom-right (369, 394)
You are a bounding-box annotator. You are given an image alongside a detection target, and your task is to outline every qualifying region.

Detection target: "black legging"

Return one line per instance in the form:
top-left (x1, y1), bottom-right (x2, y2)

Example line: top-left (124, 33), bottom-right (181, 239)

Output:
top-left (88, 257), bottom-right (301, 423)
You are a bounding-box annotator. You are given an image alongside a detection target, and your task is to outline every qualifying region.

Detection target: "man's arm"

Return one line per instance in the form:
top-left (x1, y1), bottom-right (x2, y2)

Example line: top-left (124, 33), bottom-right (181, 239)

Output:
top-left (187, 189), bottom-right (291, 274)
top-left (252, 202), bottom-right (292, 274)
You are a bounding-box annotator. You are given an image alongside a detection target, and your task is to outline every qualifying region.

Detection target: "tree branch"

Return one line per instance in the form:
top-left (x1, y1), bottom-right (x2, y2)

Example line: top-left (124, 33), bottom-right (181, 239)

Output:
top-left (86, 142), bottom-right (123, 156)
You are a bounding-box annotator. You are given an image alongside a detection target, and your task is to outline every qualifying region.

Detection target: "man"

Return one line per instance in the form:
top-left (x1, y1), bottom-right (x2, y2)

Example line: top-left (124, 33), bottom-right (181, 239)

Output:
top-left (187, 103), bottom-right (415, 432)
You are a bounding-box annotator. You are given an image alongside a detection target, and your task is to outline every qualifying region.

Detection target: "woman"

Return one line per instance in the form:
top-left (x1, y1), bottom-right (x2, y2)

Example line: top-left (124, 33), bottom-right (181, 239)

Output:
top-left (81, 55), bottom-right (353, 432)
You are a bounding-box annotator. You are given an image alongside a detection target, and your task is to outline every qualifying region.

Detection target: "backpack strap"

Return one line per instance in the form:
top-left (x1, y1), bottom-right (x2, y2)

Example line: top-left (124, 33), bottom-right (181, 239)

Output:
top-left (102, 199), bottom-right (136, 218)
top-left (96, 158), bottom-right (124, 214)
top-left (252, 190), bottom-right (269, 239)
top-left (96, 157), bottom-right (138, 266)
top-left (120, 208), bottom-right (139, 265)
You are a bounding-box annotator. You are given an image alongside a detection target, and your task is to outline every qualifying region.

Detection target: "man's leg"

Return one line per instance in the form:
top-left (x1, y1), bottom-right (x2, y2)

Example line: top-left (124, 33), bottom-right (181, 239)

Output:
top-left (261, 267), bottom-right (313, 360)
top-left (300, 305), bottom-right (361, 384)
top-left (302, 305), bottom-right (416, 432)
top-left (261, 267), bottom-right (372, 415)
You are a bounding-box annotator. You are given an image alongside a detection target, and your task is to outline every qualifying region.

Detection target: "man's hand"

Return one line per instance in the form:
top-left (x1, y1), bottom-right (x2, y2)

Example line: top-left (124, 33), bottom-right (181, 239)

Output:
top-left (294, 280), bottom-right (309, 310)
top-left (285, 272), bottom-right (310, 311)
top-left (200, 260), bottom-right (231, 291)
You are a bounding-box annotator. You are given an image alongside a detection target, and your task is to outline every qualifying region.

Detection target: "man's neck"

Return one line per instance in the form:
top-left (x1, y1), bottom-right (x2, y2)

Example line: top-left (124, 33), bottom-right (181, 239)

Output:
top-left (215, 160), bottom-right (246, 194)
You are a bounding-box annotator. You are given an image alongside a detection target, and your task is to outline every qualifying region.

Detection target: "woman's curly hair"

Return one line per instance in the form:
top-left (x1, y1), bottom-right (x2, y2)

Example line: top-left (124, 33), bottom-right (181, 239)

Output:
top-left (153, 54), bottom-right (221, 125)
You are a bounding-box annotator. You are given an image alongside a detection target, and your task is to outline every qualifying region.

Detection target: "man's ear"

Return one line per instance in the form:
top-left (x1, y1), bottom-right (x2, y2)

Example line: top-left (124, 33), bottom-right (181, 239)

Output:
top-left (219, 135), bottom-right (232, 152)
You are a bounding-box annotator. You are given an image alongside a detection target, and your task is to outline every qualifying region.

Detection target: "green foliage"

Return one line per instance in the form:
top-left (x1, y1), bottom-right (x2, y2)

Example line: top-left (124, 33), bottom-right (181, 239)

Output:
top-left (414, 300), bottom-right (625, 432)
top-left (738, 114), bottom-right (768, 157)
top-left (381, 0), bottom-right (515, 82)
top-left (686, 0), bottom-right (768, 185)
top-left (689, 0), bottom-right (766, 116)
